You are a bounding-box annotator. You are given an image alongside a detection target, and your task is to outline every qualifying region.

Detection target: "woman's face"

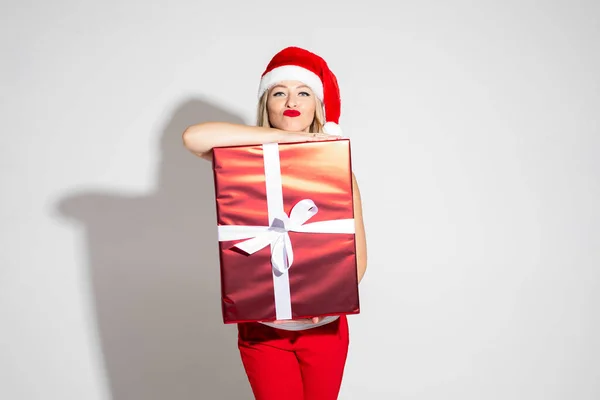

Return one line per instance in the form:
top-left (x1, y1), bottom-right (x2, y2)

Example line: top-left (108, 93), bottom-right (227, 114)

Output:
top-left (266, 80), bottom-right (317, 132)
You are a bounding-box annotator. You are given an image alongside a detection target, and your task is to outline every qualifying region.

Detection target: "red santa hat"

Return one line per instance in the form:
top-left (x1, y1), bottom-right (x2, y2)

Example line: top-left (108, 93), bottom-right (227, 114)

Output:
top-left (258, 46), bottom-right (343, 135)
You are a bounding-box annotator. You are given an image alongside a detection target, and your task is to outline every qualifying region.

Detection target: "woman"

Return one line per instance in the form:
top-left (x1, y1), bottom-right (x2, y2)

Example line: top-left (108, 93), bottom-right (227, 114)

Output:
top-left (183, 46), bottom-right (367, 400)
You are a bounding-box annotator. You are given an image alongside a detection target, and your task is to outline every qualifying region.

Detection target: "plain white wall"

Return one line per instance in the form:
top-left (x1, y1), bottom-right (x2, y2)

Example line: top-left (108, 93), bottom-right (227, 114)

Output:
top-left (2, 1), bottom-right (599, 399)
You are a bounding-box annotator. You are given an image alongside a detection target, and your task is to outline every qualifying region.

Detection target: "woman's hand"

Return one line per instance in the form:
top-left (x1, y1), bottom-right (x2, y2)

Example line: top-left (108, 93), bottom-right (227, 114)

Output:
top-left (268, 316), bottom-right (325, 325)
top-left (277, 131), bottom-right (341, 143)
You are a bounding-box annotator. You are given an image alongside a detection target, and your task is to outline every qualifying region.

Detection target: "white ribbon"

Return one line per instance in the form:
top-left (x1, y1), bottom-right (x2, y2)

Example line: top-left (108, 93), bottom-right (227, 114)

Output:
top-left (217, 142), bottom-right (355, 320)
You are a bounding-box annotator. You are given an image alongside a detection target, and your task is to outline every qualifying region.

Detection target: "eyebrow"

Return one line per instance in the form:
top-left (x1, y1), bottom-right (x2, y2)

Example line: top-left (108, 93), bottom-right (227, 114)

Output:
top-left (270, 84), bottom-right (311, 91)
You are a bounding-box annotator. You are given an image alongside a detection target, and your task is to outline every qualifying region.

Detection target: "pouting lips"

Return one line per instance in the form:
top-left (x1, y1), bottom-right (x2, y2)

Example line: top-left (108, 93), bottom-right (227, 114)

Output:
top-left (283, 110), bottom-right (301, 117)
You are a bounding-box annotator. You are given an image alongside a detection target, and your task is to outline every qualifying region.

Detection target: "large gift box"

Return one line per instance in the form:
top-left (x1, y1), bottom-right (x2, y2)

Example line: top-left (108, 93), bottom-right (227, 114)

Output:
top-left (212, 138), bottom-right (360, 324)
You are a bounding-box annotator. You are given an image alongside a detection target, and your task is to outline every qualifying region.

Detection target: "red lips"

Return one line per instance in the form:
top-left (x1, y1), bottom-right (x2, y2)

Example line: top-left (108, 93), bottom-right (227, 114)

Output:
top-left (283, 110), bottom-right (301, 117)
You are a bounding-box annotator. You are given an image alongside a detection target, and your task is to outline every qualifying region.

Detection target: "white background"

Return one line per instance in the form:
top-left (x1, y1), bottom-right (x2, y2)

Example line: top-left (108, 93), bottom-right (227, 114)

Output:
top-left (2, 1), bottom-right (599, 399)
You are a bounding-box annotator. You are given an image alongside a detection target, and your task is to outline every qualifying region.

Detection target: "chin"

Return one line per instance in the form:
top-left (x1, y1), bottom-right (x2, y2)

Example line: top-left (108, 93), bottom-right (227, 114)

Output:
top-left (291, 123), bottom-right (311, 132)
top-left (274, 119), bottom-right (310, 132)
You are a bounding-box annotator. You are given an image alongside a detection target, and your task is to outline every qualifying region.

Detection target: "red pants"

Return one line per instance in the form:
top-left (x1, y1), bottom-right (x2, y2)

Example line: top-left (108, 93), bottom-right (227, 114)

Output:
top-left (237, 315), bottom-right (349, 400)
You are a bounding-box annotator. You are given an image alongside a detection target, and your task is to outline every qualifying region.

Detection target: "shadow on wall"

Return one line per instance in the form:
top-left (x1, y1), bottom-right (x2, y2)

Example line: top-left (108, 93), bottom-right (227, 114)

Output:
top-left (55, 99), bottom-right (252, 400)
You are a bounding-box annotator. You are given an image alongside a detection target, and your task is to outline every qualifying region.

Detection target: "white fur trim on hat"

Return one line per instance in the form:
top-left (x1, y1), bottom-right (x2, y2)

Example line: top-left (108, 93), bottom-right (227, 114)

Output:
top-left (323, 122), bottom-right (343, 136)
top-left (258, 65), bottom-right (324, 100)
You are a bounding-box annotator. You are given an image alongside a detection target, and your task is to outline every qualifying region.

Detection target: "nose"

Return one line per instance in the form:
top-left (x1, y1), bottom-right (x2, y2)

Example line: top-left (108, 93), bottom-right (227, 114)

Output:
top-left (285, 94), bottom-right (298, 108)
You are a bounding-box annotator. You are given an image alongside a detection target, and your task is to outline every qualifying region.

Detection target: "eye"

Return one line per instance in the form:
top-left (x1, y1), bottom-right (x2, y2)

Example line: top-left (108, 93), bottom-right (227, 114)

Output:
top-left (298, 91), bottom-right (311, 97)
top-left (272, 91), bottom-right (285, 97)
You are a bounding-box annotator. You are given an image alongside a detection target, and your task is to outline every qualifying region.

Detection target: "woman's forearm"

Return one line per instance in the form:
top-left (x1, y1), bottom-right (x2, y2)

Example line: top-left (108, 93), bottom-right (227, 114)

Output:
top-left (182, 122), bottom-right (294, 160)
top-left (352, 174), bottom-right (368, 283)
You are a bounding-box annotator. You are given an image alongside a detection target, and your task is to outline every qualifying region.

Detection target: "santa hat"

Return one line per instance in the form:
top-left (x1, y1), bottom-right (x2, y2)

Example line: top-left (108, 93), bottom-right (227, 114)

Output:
top-left (258, 46), bottom-right (343, 136)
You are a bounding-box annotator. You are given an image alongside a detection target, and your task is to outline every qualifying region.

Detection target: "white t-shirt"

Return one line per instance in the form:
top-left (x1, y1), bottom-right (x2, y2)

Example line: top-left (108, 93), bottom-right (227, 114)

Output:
top-left (259, 315), bottom-right (339, 331)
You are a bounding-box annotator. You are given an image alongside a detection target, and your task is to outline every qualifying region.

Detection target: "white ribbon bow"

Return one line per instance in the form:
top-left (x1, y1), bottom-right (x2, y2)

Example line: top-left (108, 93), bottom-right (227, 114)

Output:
top-left (219, 199), bottom-right (354, 274)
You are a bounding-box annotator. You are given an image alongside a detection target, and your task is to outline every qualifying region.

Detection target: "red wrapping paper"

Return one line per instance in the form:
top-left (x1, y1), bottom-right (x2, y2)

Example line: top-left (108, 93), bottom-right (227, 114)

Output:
top-left (212, 139), bottom-right (359, 324)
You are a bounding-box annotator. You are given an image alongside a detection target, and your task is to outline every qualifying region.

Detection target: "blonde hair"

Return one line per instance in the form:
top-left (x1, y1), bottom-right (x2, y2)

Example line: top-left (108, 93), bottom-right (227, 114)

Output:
top-left (256, 90), bottom-right (325, 133)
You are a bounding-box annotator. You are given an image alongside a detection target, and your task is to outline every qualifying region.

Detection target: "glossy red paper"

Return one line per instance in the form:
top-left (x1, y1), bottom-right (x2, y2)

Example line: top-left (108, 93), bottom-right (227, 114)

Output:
top-left (212, 139), bottom-right (359, 324)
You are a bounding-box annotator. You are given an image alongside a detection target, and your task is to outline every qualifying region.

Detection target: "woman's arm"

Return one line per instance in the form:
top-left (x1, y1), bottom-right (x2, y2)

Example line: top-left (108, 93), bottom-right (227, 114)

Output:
top-left (352, 173), bottom-right (368, 283)
top-left (182, 122), bottom-right (323, 161)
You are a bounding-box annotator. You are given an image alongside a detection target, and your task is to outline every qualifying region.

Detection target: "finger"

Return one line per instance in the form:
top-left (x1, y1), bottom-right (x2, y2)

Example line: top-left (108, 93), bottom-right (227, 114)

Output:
top-left (271, 319), bottom-right (312, 324)
top-left (306, 134), bottom-right (323, 141)
top-left (319, 133), bottom-right (339, 140)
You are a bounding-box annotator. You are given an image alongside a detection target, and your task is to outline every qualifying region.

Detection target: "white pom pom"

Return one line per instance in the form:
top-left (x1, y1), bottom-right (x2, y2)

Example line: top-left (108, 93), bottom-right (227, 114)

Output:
top-left (323, 121), bottom-right (343, 136)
